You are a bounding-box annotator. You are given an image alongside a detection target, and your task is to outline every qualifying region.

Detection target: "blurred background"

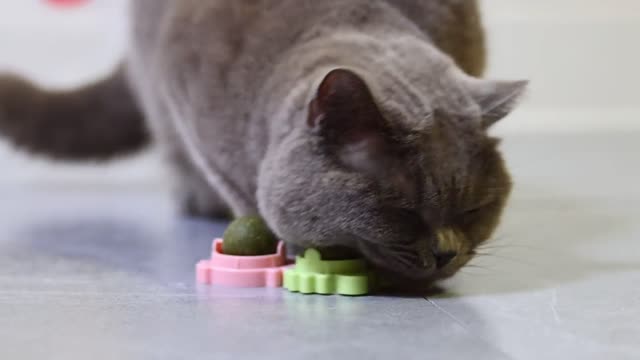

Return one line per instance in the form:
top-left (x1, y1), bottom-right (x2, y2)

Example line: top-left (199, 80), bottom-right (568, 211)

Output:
top-left (0, 0), bottom-right (639, 186)
top-left (1, 3), bottom-right (639, 359)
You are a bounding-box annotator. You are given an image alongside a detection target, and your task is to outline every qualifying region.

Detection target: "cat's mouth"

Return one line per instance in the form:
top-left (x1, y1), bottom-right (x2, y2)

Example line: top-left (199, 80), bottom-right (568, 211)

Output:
top-left (356, 236), bottom-right (435, 281)
top-left (355, 228), bottom-right (468, 283)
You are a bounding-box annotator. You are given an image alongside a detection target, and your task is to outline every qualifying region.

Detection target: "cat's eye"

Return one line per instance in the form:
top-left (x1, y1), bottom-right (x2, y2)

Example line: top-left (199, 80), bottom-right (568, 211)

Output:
top-left (464, 207), bottom-right (483, 215)
top-left (455, 209), bottom-right (481, 228)
top-left (459, 205), bottom-right (486, 222)
top-left (462, 198), bottom-right (495, 217)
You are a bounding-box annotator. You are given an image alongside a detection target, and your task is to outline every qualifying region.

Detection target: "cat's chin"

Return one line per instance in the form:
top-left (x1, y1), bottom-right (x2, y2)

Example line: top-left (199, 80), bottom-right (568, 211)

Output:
top-left (354, 238), bottom-right (436, 280)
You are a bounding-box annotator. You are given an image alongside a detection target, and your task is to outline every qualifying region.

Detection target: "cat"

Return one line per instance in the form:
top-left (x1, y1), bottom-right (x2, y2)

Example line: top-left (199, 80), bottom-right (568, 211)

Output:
top-left (0, 0), bottom-right (527, 283)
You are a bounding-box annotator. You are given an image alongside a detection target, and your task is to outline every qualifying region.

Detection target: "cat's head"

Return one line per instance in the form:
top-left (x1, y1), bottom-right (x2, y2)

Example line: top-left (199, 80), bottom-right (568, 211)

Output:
top-left (258, 67), bottom-right (526, 283)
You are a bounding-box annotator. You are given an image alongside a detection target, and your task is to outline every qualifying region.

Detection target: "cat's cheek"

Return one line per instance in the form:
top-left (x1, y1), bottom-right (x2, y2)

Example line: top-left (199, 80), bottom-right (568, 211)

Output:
top-left (255, 161), bottom-right (284, 239)
top-left (255, 154), bottom-right (317, 250)
top-left (256, 183), bottom-right (285, 243)
top-left (435, 254), bottom-right (473, 280)
top-left (461, 206), bottom-right (505, 247)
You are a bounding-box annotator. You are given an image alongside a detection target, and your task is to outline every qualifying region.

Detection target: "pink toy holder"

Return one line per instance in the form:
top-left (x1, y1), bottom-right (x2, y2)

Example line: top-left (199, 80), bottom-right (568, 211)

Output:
top-left (196, 239), bottom-right (291, 288)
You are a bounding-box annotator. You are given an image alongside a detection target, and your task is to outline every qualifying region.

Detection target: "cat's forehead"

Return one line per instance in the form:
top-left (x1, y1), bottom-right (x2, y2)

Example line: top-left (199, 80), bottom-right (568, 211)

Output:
top-left (423, 134), bottom-right (503, 188)
top-left (419, 66), bottom-right (482, 118)
top-left (370, 64), bottom-right (482, 131)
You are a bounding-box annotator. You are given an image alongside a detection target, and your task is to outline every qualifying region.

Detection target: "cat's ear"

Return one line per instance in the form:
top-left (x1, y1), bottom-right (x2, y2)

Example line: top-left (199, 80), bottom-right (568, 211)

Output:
top-left (308, 68), bottom-right (387, 140)
top-left (308, 69), bottom-right (389, 172)
top-left (308, 69), bottom-right (414, 194)
top-left (464, 77), bottom-right (528, 129)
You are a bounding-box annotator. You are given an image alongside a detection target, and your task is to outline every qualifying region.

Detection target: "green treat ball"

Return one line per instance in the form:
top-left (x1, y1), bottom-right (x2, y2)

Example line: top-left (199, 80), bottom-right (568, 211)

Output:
top-left (222, 216), bottom-right (279, 256)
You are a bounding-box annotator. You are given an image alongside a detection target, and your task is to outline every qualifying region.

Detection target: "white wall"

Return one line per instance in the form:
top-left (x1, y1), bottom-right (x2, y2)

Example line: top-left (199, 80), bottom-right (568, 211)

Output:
top-left (0, 0), bottom-right (638, 185)
top-left (482, 0), bottom-right (640, 133)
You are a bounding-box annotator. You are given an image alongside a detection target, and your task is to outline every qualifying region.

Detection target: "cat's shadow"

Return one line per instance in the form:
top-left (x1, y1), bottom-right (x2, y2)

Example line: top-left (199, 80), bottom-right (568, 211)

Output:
top-left (439, 184), bottom-right (640, 296)
top-left (11, 214), bottom-right (227, 287)
top-left (12, 184), bottom-right (634, 298)
top-left (9, 213), bottom-right (500, 348)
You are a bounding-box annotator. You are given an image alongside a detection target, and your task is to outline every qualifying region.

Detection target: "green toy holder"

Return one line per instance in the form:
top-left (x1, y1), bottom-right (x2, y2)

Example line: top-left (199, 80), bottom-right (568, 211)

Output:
top-left (283, 249), bottom-right (373, 296)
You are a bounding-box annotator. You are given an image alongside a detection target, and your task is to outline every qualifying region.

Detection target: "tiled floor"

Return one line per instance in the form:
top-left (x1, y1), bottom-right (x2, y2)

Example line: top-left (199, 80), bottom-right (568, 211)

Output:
top-left (1, 133), bottom-right (638, 360)
top-left (1, 1), bottom-right (639, 359)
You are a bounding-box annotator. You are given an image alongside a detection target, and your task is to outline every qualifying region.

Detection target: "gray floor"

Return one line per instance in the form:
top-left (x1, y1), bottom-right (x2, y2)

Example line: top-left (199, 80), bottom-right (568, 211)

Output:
top-left (1, 133), bottom-right (639, 360)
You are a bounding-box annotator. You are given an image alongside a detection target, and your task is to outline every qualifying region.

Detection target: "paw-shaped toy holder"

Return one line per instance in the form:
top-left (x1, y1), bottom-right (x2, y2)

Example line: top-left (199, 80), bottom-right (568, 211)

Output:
top-left (196, 239), bottom-right (292, 288)
top-left (283, 249), bottom-right (373, 296)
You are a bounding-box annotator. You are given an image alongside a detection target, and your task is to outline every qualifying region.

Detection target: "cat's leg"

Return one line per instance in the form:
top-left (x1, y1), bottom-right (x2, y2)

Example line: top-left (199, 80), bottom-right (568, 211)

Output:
top-left (169, 147), bottom-right (233, 219)
top-left (133, 75), bottom-right (233, 219)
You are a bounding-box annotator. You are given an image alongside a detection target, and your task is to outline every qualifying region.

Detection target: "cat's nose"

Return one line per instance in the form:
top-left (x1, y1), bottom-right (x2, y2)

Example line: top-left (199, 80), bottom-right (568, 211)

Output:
top-left (434, 251), bottom-right (457, 269)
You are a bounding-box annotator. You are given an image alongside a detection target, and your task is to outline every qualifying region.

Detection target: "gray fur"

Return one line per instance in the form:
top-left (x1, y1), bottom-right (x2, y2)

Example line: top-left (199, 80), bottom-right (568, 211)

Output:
top-left (0, 0), bottom-right (527, 282)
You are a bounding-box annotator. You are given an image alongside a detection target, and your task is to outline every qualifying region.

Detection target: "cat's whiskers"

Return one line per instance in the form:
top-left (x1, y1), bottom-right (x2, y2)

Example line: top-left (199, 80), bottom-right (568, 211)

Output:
top-left (478, 235), bottom-right (543, 252)
top-left (471, 251), bottom-right (538, 268)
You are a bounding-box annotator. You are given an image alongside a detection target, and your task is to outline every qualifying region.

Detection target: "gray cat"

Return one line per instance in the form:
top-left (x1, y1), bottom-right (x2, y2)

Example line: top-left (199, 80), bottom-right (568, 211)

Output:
top-left (0, 0), bottom-right (527, 283)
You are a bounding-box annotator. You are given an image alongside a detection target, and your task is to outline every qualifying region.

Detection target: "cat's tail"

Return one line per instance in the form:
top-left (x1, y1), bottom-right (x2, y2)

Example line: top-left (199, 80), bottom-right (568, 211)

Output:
top-left (0, 65), bottom-right (149, 161)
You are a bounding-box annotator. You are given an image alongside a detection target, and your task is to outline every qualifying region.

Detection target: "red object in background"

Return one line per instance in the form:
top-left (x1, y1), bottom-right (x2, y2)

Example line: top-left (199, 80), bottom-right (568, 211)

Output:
top-left (45, 0), bottom-right (89, 8)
